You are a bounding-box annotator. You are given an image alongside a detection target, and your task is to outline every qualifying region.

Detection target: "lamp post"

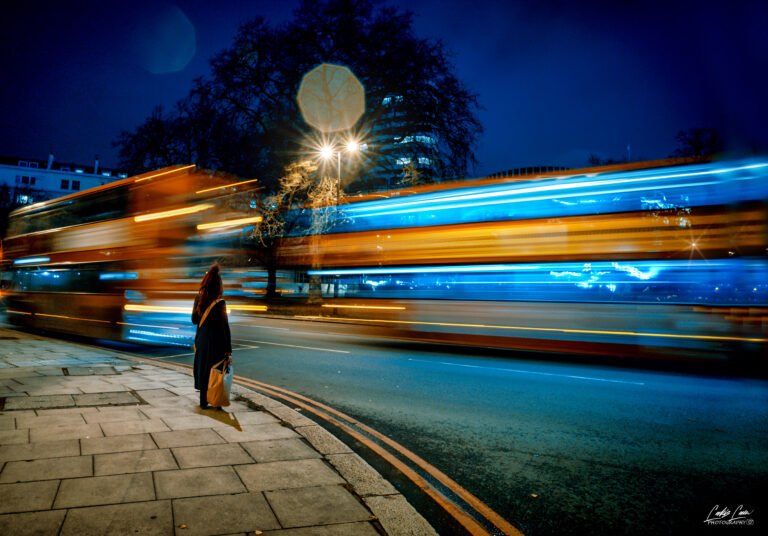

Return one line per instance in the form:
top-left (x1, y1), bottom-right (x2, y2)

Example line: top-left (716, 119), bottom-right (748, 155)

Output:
top-left (319, 139), bottom-right (360, 205)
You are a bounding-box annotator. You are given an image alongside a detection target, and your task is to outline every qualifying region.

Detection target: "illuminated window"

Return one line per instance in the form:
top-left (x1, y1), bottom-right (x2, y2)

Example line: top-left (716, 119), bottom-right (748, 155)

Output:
top-left (418, 157), bottom-right (431, 166)
top-left (61, 179), bottom-right (69, 189)
top-left (396, 158), bottom-right (411, 166)
top-left (382, 95), bottom-right (404, 106)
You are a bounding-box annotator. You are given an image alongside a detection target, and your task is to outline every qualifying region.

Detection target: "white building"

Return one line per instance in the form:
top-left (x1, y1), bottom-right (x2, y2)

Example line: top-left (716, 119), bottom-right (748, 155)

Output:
top-left (0, 154), bottom-right (127, 206)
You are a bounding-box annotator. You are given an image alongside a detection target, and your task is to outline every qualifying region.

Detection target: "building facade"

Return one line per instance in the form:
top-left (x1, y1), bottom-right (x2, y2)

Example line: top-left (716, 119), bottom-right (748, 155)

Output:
top-left (0, 155), bottom-right (127, 207)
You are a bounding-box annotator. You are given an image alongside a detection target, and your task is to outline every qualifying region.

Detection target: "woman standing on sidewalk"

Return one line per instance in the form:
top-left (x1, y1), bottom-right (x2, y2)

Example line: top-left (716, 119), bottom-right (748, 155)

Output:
top-left (192, 263), bottom-right (232, 409)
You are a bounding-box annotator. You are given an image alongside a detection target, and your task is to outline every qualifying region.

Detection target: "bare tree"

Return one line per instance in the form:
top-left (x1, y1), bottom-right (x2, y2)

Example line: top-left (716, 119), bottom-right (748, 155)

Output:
top-left (248, 160), bottom-right (340, 300)
top-left (114, 0), bottom-right (482, 191)
top-left (673, 128), bottom-right (722, 159)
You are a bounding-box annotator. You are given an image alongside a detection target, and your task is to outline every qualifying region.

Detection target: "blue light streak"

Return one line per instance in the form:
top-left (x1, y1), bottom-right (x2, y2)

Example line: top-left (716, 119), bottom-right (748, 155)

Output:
top-left (303, 160), bottom-right (768, 235)
top-left (13, 256), bottom-right (50, 265)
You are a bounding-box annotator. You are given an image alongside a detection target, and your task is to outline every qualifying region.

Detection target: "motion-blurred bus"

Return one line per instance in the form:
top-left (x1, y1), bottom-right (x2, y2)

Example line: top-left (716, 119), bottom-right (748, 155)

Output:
top-left (280, 158), bottom-right (768, 362)
top-left (1, 165), bottom-right (264, 346)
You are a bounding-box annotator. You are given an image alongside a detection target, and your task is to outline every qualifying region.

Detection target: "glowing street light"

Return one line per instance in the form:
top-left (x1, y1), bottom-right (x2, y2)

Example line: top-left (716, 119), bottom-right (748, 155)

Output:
top-left (319, 138), bottom-right (362, 203)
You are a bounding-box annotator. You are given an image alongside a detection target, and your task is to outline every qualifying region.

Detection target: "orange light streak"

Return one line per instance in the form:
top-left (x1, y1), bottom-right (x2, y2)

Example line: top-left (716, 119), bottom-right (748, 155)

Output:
top-left (197, 216), bottom-right (263, 230)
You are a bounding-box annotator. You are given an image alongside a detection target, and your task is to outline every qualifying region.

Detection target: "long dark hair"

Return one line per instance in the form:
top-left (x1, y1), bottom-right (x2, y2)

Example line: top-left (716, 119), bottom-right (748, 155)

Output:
top-left (197, 263), bottom-right (223, 313)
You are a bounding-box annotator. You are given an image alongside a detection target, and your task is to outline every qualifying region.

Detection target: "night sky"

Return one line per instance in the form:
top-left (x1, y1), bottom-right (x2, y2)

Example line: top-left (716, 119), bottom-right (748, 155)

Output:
top-left (2, 0), bottom-right (766, 177)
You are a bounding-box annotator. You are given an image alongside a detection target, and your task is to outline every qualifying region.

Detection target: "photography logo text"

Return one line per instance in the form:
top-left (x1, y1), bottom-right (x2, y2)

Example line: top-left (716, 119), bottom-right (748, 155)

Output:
top-left (704, 505), bottom-right (755, 526)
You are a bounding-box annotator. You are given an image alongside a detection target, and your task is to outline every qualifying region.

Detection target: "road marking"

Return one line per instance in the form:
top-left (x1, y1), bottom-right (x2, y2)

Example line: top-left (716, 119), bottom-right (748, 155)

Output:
top-left (158, 352), bottom-right (195, 359)
top-left (234, 338), bottom-right (350, 354)
top-left (409, 358), bottom-right (645, 385)
top-left (150, 343), bottom-right (259, 360)
top-left (233, 375), bottom-right (520, 536)
top-left (243, 325), bottom-right (290, 331)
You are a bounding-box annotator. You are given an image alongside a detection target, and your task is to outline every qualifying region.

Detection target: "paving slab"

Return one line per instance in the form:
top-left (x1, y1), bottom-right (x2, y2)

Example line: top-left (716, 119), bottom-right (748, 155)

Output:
top-left (0, 416), bottom-right (14, 430)
top-left (25, 387), bottom-right (82, 396)
top-left (265, 485), bottom-right (373, 528)
top-left (74, 392), bottom-right (142, 406)
top-left (83, 407), bottom-right (148, 423)
top-left (15, 413), bottom-right (87, 429)
top-left (236, 459), bottom-right (345, 492)
top-left (94, 448), bottom-right (178, 476)
top-left (0, 509), bottom-right (66, 536)
top-left (59, 500), bottom-right (172, 536)
top-left (151, 428), bottom-right (226, 449)
top-left (154, 466), bottom-right (246, 499)
top-left (172, 443), bottom-right (253, 468)
top-left (241, 438), bottom-right (322, 463)
top-left (0, 439), bottom-right (80, 462)
top-left (225, 410), bottom-right (280, 426)
top-left (0, 429), bottom-right (28, 445)
top-left (3, 394), bottom-right (75, 410)
top-left (133, 389), bottom-right (177, 402)
top-left (172, 492), bottom-right (280, 536)
top-left (139, 406), bottom-right (194, 419)
top-left (54, 472), bottom-right (156, 508)
top-left (159, 414), bottom-right (225, 431)
top-left (35, 406), bottom-right (99, 416)
top-left (0, 455), bottom-right (92, 483)
top-left (215, 423), bottom-right (300, 443)
top-left (100, 418), bottom-right (171, 436)
top-left (76, 382), bottom-right (132, 394)
top-left (0, 327), bottom-right (437, 535)
top-left (29, 422), bottom-right (103, 442)
top-left (81, 433), bottom-right (157, 455)
top-left (0, 480), bottom-right (59, 514)
top-left (65, 366), bottom-right (118, 376)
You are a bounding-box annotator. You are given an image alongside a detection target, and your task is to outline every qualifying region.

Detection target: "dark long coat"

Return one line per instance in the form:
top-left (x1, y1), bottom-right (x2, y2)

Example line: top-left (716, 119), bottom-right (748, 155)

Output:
top-left (192, 296), bottom-right (232, 404)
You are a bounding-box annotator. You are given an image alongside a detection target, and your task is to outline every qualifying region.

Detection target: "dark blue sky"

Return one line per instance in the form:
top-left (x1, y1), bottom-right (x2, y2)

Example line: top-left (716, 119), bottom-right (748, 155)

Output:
top-left (1, 0), bottom-right (766, 176)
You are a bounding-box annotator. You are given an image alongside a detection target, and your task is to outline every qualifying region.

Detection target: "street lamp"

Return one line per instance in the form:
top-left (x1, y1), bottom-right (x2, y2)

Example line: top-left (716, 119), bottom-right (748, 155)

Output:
top-left (319, 139), bottom-right (361, 204)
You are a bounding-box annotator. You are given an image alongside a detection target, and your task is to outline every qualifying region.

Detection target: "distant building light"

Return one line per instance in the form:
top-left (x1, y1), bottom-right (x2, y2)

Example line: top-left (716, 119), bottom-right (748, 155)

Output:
top-left (101, 171), bottom-right (112, 177)
top-left (75, 168), bottom-right (84, 173)
top-left (382, 95), bottom-right (403, 106)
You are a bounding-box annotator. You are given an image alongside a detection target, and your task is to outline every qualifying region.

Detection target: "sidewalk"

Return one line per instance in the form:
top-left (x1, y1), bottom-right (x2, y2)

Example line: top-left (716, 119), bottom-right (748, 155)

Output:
top-left (0, 326), bottom-right (437, 536)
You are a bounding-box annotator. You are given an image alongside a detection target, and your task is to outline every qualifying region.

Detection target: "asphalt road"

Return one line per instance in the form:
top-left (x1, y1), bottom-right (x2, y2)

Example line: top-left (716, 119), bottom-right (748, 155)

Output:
top-left (65, 315), bottom-right (768, 534)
